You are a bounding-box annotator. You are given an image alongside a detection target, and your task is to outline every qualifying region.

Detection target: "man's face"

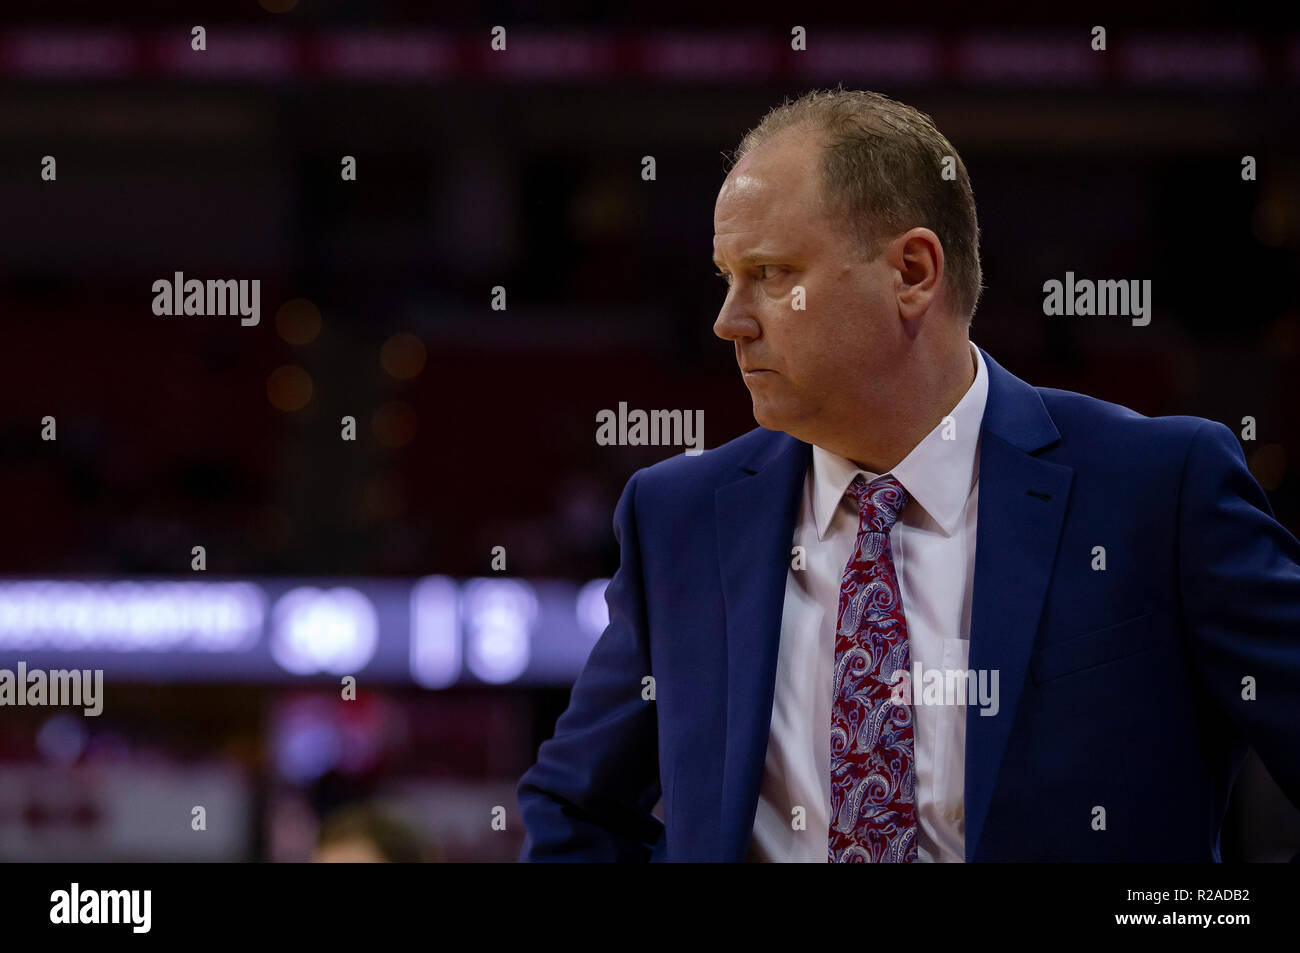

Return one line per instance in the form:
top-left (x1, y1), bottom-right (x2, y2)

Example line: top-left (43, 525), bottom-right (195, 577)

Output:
top-left (712, 127), bottom-right (897, 442)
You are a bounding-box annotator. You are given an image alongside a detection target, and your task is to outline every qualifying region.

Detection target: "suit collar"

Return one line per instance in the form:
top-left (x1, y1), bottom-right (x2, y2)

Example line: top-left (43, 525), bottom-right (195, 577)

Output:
top-left (964, 345), bottom-right (1073, 860)
top-left (715, 433), bottom-right (810, 860)
top-left (976, 344), bottom-right (1061, 454)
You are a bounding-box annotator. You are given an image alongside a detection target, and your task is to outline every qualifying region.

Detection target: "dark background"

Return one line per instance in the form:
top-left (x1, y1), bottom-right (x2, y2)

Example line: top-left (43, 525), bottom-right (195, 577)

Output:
top-left (0, 1), bottom-right (1298, 860)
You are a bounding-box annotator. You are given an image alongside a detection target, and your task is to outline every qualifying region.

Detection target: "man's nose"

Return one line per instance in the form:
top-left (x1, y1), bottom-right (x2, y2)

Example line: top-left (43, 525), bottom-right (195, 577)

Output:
top-left (713, 294), bottom-right (761, 343)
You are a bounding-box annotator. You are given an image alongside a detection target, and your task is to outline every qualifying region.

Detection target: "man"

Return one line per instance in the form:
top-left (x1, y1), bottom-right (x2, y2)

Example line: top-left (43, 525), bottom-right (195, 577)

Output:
top-left (516, 89), bottom-right (1300, 861)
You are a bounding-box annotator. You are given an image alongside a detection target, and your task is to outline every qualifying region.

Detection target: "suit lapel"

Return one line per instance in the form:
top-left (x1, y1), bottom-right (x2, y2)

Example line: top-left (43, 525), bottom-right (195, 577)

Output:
top-left (964, 346), bottom-right (1074, 860)
top-left (715, 432), bottom-right (811, 861)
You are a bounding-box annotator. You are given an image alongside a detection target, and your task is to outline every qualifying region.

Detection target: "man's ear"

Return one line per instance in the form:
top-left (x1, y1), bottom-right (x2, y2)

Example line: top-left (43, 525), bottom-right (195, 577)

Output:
top-left (890, 227), bottom-right (943, 321)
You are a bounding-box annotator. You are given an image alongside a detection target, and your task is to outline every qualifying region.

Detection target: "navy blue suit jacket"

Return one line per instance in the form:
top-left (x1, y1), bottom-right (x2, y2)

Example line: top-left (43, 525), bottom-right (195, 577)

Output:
top-left (518, 346), bottom-right (1300, 861)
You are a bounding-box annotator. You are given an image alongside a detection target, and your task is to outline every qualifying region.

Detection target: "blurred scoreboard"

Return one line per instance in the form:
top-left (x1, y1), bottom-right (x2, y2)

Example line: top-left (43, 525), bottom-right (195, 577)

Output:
top-left (0, 576), bottom-right (612, 686)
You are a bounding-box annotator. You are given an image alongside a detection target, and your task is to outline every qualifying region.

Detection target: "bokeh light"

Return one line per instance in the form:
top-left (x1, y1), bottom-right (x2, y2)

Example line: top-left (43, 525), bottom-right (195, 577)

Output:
top-left (372, 401), bottom-right (417, 447)
top-left (267, 365), bottom-right (313, 411)
top-left (1249, 443), bottom-right (1287, 491)
top-left (276, 298), bottom-right (322, 346)
top-left (380, 332), bottom-right (427, 380)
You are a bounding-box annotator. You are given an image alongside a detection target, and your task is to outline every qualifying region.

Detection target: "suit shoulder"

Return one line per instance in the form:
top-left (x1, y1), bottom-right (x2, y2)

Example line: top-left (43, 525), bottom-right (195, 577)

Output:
top-left (628, 426), bottom-right (789, 499)
top-left (1036, 385), bottom-right (1219, 448)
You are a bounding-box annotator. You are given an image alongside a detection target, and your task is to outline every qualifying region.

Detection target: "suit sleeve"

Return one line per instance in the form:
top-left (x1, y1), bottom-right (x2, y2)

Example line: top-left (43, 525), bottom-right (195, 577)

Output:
top-left (516, 470), bottom-right (663, 861)
top-left (1178, 420), bottom-right (1300, 810)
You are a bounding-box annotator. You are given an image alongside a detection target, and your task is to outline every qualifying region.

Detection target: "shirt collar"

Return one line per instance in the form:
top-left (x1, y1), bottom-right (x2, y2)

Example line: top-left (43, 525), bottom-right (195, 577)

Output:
top-left (811, 340), bottom-right (988, 540)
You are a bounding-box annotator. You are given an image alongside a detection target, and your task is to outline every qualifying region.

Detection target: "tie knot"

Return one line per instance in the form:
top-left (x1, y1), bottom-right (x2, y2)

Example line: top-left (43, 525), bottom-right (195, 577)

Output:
top-left (847, 475), bottom-right (909, 533)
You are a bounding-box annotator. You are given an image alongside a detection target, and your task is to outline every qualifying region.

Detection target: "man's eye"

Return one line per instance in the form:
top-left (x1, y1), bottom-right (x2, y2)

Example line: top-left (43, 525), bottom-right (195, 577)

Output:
top-left (713, 266), bottom-right (782, 284)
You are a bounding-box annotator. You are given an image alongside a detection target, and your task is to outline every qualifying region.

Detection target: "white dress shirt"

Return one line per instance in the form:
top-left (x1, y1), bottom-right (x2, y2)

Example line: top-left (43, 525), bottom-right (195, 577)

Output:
top-left (749, 341), bottom-right (989, 862)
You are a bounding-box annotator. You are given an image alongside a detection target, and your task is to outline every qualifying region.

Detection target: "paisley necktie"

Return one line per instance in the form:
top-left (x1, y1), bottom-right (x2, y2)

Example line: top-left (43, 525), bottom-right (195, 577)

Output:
top-left (828, 474), bottom-right (919, 863)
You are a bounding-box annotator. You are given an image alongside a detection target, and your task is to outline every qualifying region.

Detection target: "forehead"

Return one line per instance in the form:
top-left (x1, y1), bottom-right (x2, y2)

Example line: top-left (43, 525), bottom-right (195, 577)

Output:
top-left (713, 129), bottom-right (830, 252)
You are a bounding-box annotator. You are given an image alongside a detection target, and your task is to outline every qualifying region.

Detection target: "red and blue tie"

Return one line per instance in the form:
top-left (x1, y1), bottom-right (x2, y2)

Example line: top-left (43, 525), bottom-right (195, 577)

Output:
top-left (828, 474), bottom-right (919, 863)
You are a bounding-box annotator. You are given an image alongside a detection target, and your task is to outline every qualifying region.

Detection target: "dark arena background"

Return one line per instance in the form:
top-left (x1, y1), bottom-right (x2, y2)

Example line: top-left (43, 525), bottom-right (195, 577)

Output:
top-left (0, 0), bottom-right (1298, 891)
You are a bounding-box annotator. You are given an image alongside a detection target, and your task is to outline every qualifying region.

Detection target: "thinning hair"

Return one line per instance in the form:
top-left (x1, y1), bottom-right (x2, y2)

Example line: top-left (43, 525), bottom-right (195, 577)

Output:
top-left (729, 87), bottom-right (983, 324)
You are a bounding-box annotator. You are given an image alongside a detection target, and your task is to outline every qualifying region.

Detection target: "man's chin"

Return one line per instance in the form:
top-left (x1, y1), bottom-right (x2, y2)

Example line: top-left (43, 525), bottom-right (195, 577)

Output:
top-left (750, 398), bottom-right (797, 435)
